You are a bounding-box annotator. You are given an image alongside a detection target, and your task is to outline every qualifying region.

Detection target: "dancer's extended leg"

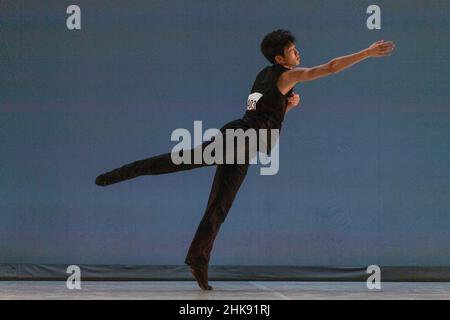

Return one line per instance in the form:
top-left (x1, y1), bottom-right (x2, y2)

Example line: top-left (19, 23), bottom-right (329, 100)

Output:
top-left (95, 140), bottom-right (215, 186)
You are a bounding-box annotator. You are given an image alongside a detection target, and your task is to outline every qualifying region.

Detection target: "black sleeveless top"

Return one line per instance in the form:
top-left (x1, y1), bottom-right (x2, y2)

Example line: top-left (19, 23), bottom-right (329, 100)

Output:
top-left (242, 64), bottom-right (294, 131)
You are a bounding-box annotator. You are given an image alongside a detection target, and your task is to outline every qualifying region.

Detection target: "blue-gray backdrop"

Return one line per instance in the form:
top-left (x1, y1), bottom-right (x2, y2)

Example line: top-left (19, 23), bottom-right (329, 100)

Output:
top-left (1, 0), bottom-right (449, 267)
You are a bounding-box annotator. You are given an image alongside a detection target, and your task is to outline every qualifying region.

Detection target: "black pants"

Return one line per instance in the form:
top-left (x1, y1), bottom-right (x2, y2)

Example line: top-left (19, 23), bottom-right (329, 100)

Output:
top-left (98, 118), bottom-right (273, 267)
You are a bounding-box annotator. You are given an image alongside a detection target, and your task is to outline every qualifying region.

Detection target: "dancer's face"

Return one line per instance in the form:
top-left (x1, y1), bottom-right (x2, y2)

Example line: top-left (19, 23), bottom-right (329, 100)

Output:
top-left (275, 42), bottom-right (301, 69)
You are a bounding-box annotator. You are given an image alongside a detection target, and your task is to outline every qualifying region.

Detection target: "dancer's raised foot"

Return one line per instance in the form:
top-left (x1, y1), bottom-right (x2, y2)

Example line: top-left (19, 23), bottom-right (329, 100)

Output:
top-left (95, 170), bottom-right (123, 186)
top-left (95, 174), bottom-right (109, 186)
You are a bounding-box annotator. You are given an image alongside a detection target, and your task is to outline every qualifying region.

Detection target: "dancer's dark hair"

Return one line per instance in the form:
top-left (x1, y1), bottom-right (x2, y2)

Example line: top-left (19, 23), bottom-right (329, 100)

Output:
top-left (260, 29), bottom-right (296, 64)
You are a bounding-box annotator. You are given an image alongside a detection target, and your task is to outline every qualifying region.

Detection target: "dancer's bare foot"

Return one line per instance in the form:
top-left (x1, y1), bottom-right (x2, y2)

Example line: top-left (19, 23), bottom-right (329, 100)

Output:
top-left (189, 264), bottom-right (213, 291)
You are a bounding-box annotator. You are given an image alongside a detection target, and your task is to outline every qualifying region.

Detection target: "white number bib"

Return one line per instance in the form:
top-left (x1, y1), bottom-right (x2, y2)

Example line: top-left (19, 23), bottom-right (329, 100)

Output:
top-left (246, 92), bottom-right (263, 110)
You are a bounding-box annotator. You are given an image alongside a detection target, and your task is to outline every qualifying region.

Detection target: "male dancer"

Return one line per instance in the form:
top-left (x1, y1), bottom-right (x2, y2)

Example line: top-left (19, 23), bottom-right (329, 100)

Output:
top-left (95, 29), bottom-right (395, 290)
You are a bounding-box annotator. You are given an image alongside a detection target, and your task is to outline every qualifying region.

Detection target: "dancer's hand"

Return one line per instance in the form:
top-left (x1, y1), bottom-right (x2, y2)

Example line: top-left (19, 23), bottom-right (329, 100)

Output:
top-left (366, 40), bottom-right (395, 57)
top-left (286, 92), bottom-right (301, 112)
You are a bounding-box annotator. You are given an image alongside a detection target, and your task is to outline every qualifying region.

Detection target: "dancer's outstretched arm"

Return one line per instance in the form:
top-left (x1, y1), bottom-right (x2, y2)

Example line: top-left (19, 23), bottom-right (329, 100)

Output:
top-left (277, 40), bottom-right (395, 95)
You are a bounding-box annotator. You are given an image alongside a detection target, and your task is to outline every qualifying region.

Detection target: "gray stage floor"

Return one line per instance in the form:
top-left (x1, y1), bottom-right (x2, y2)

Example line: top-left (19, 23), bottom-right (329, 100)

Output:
top-left (1, 281), bottom-right (450, 300)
